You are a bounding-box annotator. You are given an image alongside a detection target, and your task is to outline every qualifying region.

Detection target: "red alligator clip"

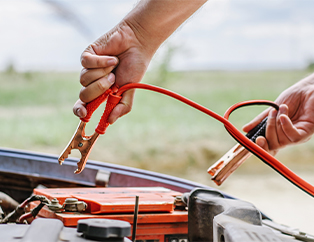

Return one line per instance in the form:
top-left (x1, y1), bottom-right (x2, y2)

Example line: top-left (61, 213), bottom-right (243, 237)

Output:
top-left (58, 88), bottom-right (121, 174)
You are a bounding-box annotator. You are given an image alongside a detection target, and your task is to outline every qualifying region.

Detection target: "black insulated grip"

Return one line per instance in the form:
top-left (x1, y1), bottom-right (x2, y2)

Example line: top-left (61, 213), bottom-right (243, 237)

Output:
top-left (246, 117), bottom-right (267, 143)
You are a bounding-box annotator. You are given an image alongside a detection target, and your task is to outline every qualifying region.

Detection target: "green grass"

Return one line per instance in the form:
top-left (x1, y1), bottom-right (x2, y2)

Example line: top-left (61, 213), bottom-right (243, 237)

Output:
top-left (0, 70), bottom-right (313, 182)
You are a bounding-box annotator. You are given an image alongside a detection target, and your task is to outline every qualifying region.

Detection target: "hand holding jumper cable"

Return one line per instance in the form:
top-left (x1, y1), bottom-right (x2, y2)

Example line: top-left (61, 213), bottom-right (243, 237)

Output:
top-left (65, 0), bottom-right (207, 173)
top-left (243, 73), bottom-right (314, 155)
top-left (73, 0), bottom-right (207, 124)
top-left (209, 74), bottom-right (314, 185)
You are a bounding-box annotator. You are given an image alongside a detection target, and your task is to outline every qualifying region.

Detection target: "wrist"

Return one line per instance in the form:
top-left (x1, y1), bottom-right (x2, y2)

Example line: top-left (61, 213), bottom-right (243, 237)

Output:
top-left (122, 17), bottom-right (161, 58)
top-left (303, 72), bottom-right (314, 85)
top-left (123, 0), bottom-right (207, 57)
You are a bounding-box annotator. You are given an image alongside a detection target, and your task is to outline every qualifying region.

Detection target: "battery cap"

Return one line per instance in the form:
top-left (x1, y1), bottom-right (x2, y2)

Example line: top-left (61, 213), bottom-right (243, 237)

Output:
top-left (77, 218), bottom-right (131, 241)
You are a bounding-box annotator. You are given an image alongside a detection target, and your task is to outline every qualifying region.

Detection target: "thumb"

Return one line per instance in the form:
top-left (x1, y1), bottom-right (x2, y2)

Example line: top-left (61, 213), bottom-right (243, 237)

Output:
top-left (256, 136), bottom-right (278, 156)
top-left (108, 89), bottom-right (135, 124)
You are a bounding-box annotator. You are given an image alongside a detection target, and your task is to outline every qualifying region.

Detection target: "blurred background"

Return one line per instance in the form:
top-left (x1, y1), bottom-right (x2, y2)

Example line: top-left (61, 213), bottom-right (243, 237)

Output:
top-left (1, 0), bottom-right (314, 233)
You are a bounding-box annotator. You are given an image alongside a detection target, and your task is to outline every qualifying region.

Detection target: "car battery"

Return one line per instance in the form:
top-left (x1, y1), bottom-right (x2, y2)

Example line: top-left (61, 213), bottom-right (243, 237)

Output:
top-left (30, 187), bottom-right (188, 242)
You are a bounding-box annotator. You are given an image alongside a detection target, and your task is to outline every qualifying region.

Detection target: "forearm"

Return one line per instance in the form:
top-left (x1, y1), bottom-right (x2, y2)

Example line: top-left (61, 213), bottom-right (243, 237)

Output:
top-left (280, 72), bottom-right (314, 99)
top-left (297, 72), bottom-right (314, 86)
top-left (123, 0), bottom-right (207, 55)
top-left (75, 0), bottom-right (207, 122)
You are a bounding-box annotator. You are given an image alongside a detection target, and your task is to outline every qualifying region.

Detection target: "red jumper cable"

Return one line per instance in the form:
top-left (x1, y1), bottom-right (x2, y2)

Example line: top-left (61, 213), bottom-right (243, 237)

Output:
top-left (58, 83), bottom-right (314, 198)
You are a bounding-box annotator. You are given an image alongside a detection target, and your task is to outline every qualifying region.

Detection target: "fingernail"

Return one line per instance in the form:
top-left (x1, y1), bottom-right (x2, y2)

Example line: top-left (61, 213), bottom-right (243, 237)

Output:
top-left (107, 58), bottom-right (117, 66)
top-left (270, 109), bottom-right (277, 118)
top-left (76, 108), bottom-right (83, 117)
top-left (107, 73), bottom-right (115, 84)
top-left (257, 138), bottom-right (265, 147)
top-left (278, 105), bottom-right (286, 115)
top-left (279, 115), bottom-right (286, 125)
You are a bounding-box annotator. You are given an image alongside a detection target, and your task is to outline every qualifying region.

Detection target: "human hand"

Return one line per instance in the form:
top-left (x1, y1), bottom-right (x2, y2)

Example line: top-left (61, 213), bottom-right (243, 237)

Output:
top-left (73, 21), bottom-right (156, 124)
top-left (243, 74), bottom-right (314, 155)
top-left (73, 1), bottom-right (207, 124)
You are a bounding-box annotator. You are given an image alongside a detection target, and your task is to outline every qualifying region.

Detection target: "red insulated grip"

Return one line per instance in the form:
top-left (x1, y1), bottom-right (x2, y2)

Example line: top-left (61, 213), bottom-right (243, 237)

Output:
top-left (80, 89), bottom-right (111, 123)
top-left (95, 93), bottom-right (122, 134)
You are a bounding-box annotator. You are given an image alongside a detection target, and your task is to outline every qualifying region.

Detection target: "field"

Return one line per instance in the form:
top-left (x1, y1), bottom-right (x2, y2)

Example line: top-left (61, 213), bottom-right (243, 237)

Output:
top-left (1, 70), bottom-right (313, 176)
top-left (1, 70), bottom-right (314, 232)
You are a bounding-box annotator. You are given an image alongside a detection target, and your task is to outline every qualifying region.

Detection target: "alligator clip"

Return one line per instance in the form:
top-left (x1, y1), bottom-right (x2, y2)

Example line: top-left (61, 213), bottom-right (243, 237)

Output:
top-left (58, 88), bottom-right (121, 174)
top-left (58, 121), bottom-right (100, 174)
top-left (208, 117), bottom-right (268, 185)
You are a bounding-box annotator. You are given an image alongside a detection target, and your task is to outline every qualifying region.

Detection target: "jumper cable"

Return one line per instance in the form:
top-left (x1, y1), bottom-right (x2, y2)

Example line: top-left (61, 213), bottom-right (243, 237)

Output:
top-left (208, 117), bottom-right (268, 185)
top-left (58, 83), bottom-right (314, 198)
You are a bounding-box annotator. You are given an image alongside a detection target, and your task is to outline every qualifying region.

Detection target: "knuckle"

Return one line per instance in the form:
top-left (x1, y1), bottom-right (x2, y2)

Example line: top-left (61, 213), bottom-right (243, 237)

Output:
top-left (95, 58), bottom-right (100, 67)
top-left (79, 90), bottom-right (89, 103)
top-left (267, 120), bottom-right (276, 127)
top-left (292, 136), bottom-right (302, 143)
top-left (81, 53), bottom-right (92, 67)
top-left (80, 69), bottom-right (88, 86)
top-left (268, 142), bottom-right (280, 151)
top-left (79, 94), bottom-right (88, 103)
top-left (269, 145), bottom-right (279, 152)
top-left (278, 139), bottom-right (289, 147)
top-left (80, 77), bottom-right (86, 87)
top-left (121, 102), bottom-right (132, 115)
top-left (95, 57), bottom-right (104, 68)
top-left (80, 54), bottom-right (87, 66)
top-left (101, 67), bottom-right (109, 76)
top-left (96, 78), bottom-right (109, 92)
top-left (123, 106), bottom-right (132, 115)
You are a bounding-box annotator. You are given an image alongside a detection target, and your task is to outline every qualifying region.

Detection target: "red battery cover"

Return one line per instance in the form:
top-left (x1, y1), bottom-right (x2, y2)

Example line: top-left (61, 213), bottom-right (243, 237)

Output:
top-left (31, 187), bottom-right (188, 242)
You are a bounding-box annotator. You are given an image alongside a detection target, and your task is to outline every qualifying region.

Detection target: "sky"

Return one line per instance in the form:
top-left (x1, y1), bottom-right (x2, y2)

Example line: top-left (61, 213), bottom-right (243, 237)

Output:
top-left (1, 0), bottom-right (314, 71)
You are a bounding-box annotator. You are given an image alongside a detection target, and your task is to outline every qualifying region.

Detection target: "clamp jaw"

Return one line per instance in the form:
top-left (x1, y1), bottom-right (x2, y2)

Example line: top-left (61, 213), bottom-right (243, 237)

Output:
top-left (208, 117), bottom-right (268, 185)
top-left (58, 89), bottom-right (121, 174)
top-left (58, 121), bottom-right (100, 174)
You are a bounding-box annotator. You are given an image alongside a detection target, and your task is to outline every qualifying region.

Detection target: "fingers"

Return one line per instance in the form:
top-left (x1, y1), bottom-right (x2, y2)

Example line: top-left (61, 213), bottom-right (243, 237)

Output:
top-left (80, 66), bottom-right (116, 87)
top-left (264, 104), bottom-right (303, 151)
top-left (79, 73), bottom-right (115, 103)
top-left (244, 104), bottom-right (292, 154)
top-left (279, 114), bottom-right (306, 143)
top-left (242, 109), bottom-right (269, 133)
top-left (265, 108), bottom-right (280, 150)
top-left (76, 40), bottom-right (135, 123)
top-left (79, 49), bottom-right (119, 104)
top-left (275, 105), bottom-right (292, 146)
top-left (81, 52), bottom-right (118, 69)
top-left (266, 105), bottom-right (292, 150)
top-left (74, 88), bottom-right (134, 123)
top-left (108, 89), bottom-right (135, 124)
top-left (256, 137), bottom-right (269, 151)
top-left (255, 136), bottom-right (278, 156)
top-left (73, 99), bottom-right (87, 118)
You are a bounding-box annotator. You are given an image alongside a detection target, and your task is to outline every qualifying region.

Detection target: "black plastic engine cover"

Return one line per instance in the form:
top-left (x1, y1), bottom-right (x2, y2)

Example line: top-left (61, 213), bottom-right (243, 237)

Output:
top-left (188, 188), bottom-right (262, 241)
top-left (0, 218), bottom-right (132, 242)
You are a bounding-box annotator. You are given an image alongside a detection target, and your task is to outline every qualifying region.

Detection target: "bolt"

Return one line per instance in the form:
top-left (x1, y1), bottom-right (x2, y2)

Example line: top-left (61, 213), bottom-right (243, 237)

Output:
top-left (47, 198), bottom-right (62, 212)
top-left (78, 143), bottom-right (83, 147)
top-left (64, 198), bottom-right (79, 204)
top-left (51, 198), bottom-right (59, 205)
